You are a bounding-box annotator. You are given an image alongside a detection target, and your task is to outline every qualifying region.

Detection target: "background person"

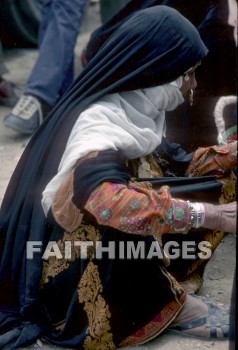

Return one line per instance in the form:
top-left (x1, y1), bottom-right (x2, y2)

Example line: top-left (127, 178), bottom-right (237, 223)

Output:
top-left (3, 0), bottom-right (88, 135)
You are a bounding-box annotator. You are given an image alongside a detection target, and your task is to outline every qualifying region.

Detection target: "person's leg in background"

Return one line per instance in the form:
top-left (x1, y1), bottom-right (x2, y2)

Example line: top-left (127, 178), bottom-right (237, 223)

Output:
top-left (0, 40), bottom-right (19, 107)
top-left (3, 0), bottom-right (88, 135)
top-left (25, 0), bottom-right (87, 106)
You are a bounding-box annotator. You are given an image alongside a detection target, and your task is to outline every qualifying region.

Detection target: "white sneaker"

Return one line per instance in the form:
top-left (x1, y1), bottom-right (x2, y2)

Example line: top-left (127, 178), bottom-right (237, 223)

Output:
top-left (3, 95), bottom-right (50, 135)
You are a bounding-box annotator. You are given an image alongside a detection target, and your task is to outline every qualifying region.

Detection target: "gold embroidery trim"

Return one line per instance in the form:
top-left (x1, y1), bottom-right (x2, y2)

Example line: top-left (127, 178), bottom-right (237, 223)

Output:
top-left (40, 224), bottom-right (101, 288)
top-left (78, 261), bottom-right (115, 350)
top-left (218, 172), bottom-right (237, 204)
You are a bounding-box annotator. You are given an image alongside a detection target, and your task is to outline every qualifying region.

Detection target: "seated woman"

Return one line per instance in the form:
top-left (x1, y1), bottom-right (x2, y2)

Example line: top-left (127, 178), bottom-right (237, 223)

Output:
top-left (0, 5), bottom-right (236, 349)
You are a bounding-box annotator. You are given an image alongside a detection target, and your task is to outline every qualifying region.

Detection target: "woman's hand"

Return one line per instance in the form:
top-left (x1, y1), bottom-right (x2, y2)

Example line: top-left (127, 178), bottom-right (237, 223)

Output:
top-left (202, 202), bottom-right (237, 233)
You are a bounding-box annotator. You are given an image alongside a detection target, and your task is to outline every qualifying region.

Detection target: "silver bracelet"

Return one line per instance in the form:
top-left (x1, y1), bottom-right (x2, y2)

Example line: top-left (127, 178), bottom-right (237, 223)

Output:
top-left (188, 202), bottom-right (205, 228)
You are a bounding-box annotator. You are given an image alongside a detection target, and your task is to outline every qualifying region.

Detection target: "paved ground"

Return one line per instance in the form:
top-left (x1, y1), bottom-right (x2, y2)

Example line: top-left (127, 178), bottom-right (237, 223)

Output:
top-left (0, 2), bottom-right (235, 349)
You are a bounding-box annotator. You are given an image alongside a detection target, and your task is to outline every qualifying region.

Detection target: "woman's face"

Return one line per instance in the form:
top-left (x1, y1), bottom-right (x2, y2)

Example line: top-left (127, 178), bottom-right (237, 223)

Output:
top-left (179, 62), bottom-right (201, 96)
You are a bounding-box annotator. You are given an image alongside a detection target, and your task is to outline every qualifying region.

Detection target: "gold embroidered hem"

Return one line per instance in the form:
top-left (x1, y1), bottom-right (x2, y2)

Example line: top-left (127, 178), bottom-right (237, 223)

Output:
top-left (78, 262), bottom-right (115, 350)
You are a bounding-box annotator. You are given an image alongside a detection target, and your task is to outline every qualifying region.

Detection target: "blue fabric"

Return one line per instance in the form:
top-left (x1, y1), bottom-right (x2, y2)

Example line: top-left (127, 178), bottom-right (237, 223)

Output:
top-left (0, 6), bottom-right (208, 348)
top-left (24, 0), bottom-right (87, 106)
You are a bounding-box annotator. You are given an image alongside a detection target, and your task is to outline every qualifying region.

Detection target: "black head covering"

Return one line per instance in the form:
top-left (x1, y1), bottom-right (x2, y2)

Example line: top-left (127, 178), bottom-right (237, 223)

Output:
top-left (84, 0), bottom-right (214, 63)
top-left (0, 5), bottom-right (207, 327)
top-left (84, 0), bottom-right (236, 96)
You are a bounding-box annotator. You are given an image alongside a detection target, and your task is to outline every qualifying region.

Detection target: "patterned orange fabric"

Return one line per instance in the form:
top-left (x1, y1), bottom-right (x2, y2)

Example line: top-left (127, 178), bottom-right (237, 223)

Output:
top-left (84, 182), bottom-right (192, 235)
top-left (187, 141), bottom-right (237, 177)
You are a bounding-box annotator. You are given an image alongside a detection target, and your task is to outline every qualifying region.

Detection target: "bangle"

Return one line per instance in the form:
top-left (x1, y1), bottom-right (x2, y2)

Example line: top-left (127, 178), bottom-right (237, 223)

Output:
top-left (188, 202), bottom-right (205, 228)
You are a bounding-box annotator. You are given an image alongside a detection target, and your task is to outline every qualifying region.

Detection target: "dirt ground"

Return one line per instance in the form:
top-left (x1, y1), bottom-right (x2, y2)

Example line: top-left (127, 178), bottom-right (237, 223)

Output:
top-left (0, 2), bottom-right (236, 350)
